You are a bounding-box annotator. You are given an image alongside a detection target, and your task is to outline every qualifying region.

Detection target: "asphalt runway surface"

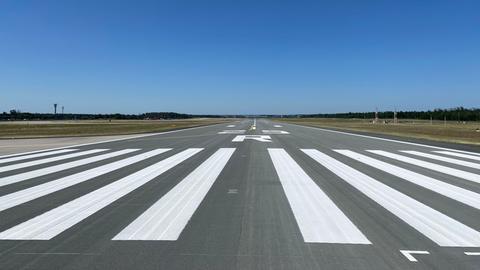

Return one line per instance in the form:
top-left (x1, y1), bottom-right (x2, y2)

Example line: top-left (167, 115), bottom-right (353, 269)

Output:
top-left (0, 119), bottom-right (479, 270)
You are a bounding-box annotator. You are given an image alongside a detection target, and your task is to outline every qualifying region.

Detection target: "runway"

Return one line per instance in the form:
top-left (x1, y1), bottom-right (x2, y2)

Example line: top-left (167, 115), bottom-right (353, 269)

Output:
top-left (0, 119), bottom-right (479, 269)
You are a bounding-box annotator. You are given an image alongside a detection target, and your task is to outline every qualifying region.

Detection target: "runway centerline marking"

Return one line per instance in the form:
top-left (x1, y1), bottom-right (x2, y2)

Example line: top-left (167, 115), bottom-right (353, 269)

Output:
top-left (232, 135), bottom-right (272, 142)
top-left (262, 130), bottom-right (290, 134)
top-left (113, 148), bottom-right (235, 241)
top-left (268, 148), bottom-right (370, 244)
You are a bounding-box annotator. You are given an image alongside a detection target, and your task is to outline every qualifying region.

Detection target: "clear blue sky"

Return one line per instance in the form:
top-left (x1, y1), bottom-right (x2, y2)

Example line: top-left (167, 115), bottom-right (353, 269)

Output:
top-left (1, 0), bottom-right (479, 115)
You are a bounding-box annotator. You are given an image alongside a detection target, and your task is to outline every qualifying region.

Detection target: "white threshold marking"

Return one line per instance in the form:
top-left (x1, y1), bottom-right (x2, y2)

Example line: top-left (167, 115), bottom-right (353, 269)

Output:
top-left (0, 148), bottom-right (202, 240)
top-left (401, 151), bottom-right (480, 170)
top-left (465, 252), bottom-right (480, 256)
top-left (274, 125), bottom-right (282, 128)
top-left (287, 122), bottom-right (480, 156)
top-left (434, 151), bottom-right (480, 162)
top-left (268, 149), bottom-right (370, 244)
top-left (335, 150), bottom-right (480, 210)
top-left (218, 130), bottom-right (245, 134)
top-left (113, 148), bottom-right (235, 241)
top-left (227, 125), bottom-right (236, 128)
top-left (0, 149), bottom-right (131, 187)
top-left (303, 149), bottom-right (480, 247)
top-left (232, 135), bottom-right (271, 142)
top-left (368, 150), bottom-right (480, 184)
top-left (400, 250), bottom-right (430, 262)
top-left (0, 149), bottom-right (168, 212)
top-left (0, 149), bottom-right (77, 164)
top-left (262, 130), bottom-right (290, 134)
top-left (0, 149), bottom-right (107, 173)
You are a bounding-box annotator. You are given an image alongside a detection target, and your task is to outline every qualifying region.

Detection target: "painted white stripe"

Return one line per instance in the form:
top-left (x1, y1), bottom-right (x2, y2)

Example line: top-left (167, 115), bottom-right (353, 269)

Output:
top-left (303, 149), bottom-right (480, 247)
top-left (400, 250), bottom-right (430, 262)
top-left (465, 252), bottom-right (480, 256)
top-left (284, 122), bottom-right (480, 156)
top-left (0, 149), bottom-right (128, 187)
top-left (368, 150), bottom-right (480, 184)
top-left (267, 149), bottom-right (370, 244)
top-left (113, 148), bottom-right (235, 241)
top-left (433, 151), bottom-right (480, 162)
top-left (401, 151), bottom-right (480, 170)
top-left (217, 130), bottom-right (245, 134)
top-left (0, 149), bottom-right (77, 164)
top-left (0, 149), bottom-right (168, 212)
top-left (274, 125), bottom-right (282, 128)
top-left (0, 149), bottom-right (108, 173)
top-left (0, 148), bottom-right (202, 240)
top-left (262, 130), bottom-right (290, 134)
top-left (335, 150), bottom-right (480, 210)
top-left (227, 125), bottom-right (236, 128)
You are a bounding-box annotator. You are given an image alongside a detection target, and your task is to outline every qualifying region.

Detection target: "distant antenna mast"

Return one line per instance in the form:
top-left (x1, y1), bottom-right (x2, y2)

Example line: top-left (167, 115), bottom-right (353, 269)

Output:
top-left (54, 103), bottom-right (58, 114)
top-left (62, 106), bottom-right (64, 114)
top-left (394, 108), bottom-right (398, 124)
top-left (374, 107), bottom-right (379, 123)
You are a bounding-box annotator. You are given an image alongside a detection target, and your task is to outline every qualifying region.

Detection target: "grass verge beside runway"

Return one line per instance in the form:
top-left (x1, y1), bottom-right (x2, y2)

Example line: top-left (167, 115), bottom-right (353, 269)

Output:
top-left (275, 118), bottom-right (480, 146)
top-left (0, 118), bottom-right (231, 139)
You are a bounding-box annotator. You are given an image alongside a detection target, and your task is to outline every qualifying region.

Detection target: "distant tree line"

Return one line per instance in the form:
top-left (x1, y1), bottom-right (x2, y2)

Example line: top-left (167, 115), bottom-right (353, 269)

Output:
top-left (0, 111), bottom-right (226, 121)
top-left (278, 107), bottom-right (480, 121)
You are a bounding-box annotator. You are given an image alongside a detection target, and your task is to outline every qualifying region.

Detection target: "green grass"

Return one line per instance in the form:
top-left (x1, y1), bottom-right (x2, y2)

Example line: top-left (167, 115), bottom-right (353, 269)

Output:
top-left (275, 118), bottom-right (480, 146)
top-left (0, 119), bottom-right (231, 138)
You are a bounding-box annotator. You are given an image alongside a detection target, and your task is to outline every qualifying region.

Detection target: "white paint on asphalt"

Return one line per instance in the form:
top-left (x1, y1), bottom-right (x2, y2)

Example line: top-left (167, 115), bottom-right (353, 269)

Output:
top-left (227, 125), bottom-right (236, 128)
top-left (0, 149), bottom-right (108, 173)
top-left (113, 148), bottom-right (235, 241)
top-left (232, 135), bottom-right (272, 142)
top-left (268, 148), bottom-right (370, 244)
top-left (0, 149), bottom-right (168, 212)
top-left (0, 148), bottom-right (203, 240)
top-left (218, 130), bottom-right (245, 134)
top-left (0, 149), bottom-right (77, 164)
top-left (262, 130), bottom-right (290, 134)
top-left (464, 252), bottom-right (480, 256)
top-left (303, 149), bottom-right (480, 247)
top-left (434, 151), bottom-right (480, 162)
top-left (274, 125), bottom-right (282, 128)
top-left (401, 151), bottom-right (480, 170)
top-left (0, 149), bottom-right (138, 187)
top-left (400, 250), bottom-right (430, 262)
top-left (336, 150), bottom-right (480, 210)
top-left (368, 150), bottom-right (480, 184)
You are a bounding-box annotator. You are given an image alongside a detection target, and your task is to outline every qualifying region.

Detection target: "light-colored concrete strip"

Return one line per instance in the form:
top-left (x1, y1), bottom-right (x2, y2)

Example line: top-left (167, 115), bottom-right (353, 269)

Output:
top-left (303, 149), bottom-right (480, 247)
top-left (113, 148), bottom-right (235, 240)
top-left (0, 148), bottom-right (203, 240)
top-left (268, 148), bottom-right (370, 244)
top-left (0, 149), bottom-right (167, 212)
